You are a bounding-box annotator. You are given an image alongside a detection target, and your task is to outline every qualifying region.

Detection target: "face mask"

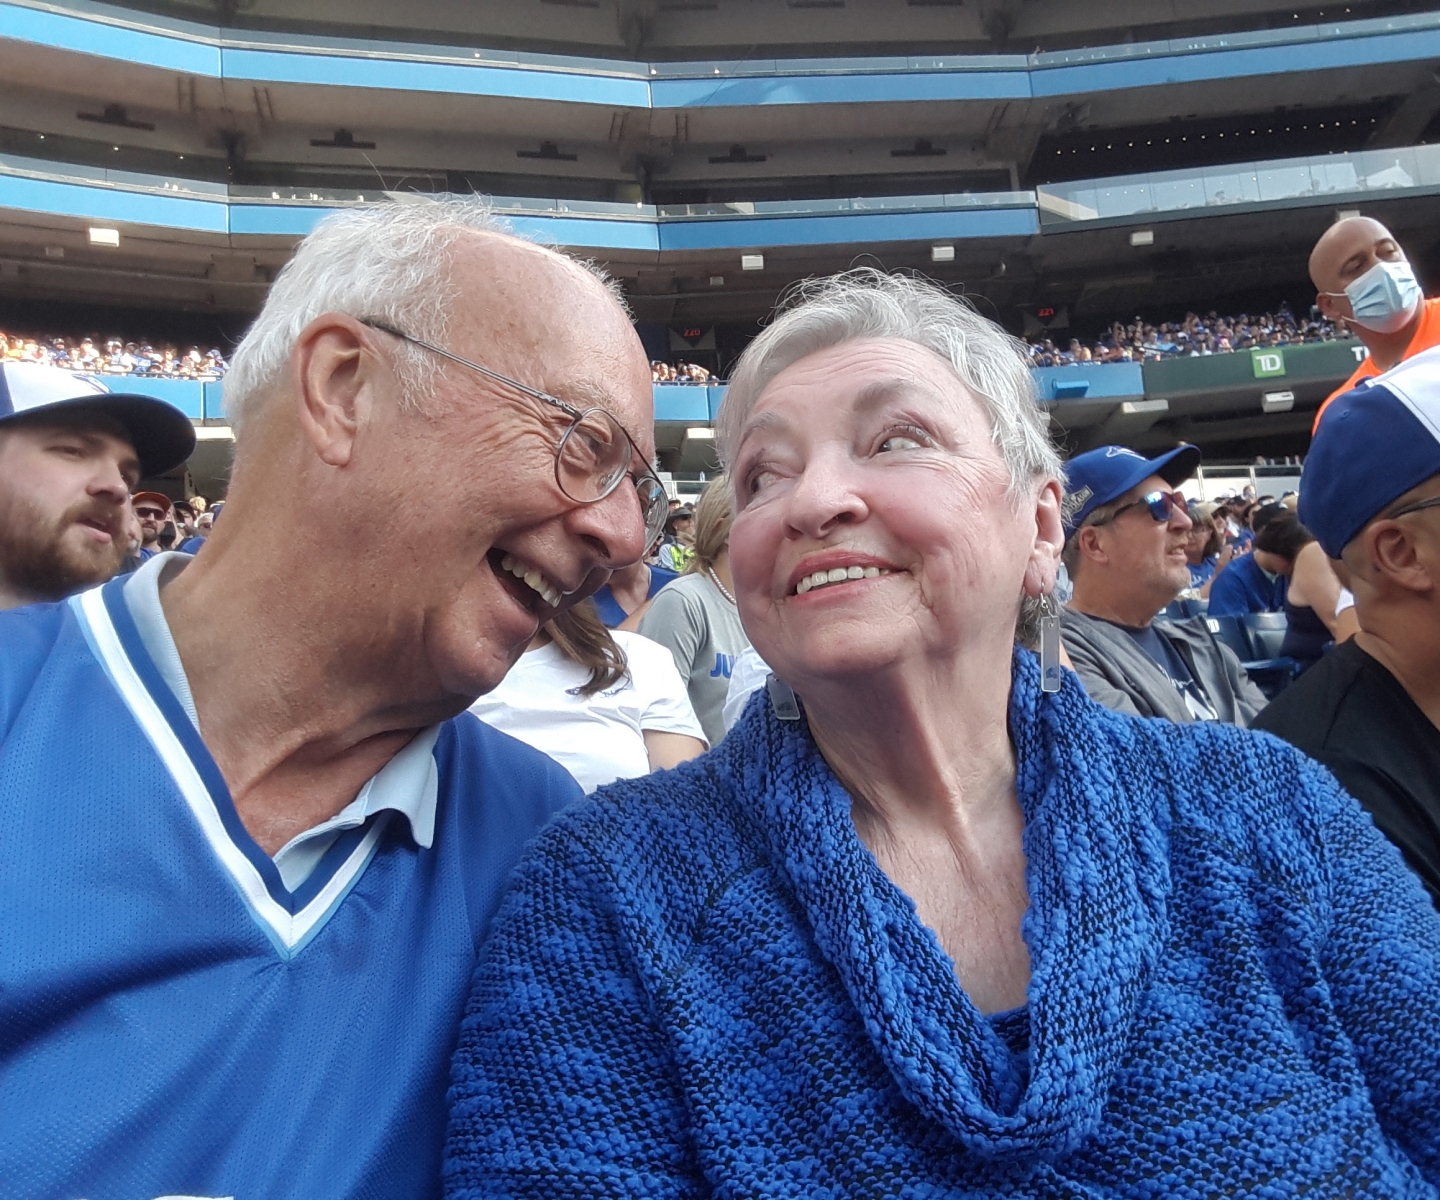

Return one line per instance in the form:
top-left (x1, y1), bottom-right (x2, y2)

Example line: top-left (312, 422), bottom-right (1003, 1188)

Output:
top-left (1329, 258), bottom-right (1423, 333)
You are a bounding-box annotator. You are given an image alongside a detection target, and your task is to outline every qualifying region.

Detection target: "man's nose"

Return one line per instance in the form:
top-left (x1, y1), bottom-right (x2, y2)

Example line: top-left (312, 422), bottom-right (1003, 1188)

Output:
top-left (572, 484), bottom-right (649, 570)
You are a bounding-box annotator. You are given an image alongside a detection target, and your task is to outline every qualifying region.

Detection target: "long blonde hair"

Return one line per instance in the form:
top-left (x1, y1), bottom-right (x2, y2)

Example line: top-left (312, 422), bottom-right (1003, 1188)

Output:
top-left (682, 474), bottom-right (734, 575)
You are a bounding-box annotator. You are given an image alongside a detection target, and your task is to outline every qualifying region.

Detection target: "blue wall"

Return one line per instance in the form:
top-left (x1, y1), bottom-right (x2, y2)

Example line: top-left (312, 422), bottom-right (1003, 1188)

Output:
top-left (1, 1), bottom-right (1437, 109)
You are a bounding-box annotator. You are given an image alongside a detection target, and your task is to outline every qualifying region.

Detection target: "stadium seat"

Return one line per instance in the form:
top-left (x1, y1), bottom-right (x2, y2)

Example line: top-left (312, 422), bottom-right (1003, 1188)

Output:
top-left (1243, 611), bottom-right (1289, 659)
top-left (1206, 614), bottom-right (1297, 699)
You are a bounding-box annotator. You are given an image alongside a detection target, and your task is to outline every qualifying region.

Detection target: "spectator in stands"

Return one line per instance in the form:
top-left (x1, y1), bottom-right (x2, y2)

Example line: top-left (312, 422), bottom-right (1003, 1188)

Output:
top-left (0, 199), bottom-right (664, 1199)
top-left (0, 362), bottom-right (193, 610)
top-left (1311, 215), bottom-right (1440, 430)
top-left (1240, 511), bottom-right (1343, 671)
top-left (638, 475), bottom-right (749, 746)
top-left (1257, 348), bottom-right (1440, 904)
top-left (449, 269), bottom-right (1440, 1197)
top-left (1060, 443), bottom-right (1265, 725)
top-left (469, 599), bottom-right (706, 793)
top-left (590, 552), bottom-right (678, 628)
top-left (1182, 503), bottom-right (1232, 597)
top-left (655, 503), bottom-right (695, 571)
top-left (1208, 506), bottom-right (1292, 617)
top-left (177, 507), bottom-right (211, 555)
top-left (129, 490), bottom-right (171, 562)
top-left (172, 499), bottom-right (197, 540)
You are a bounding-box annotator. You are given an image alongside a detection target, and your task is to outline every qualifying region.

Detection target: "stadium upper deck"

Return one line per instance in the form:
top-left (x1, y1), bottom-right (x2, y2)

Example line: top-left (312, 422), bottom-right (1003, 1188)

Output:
top-left (0, 0), bottom-right (1433, 471)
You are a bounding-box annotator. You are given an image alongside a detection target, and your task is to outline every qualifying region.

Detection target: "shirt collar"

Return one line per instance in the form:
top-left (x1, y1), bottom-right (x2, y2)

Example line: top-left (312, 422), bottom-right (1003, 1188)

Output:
top-left (121, 550), bottom-right (440, 849)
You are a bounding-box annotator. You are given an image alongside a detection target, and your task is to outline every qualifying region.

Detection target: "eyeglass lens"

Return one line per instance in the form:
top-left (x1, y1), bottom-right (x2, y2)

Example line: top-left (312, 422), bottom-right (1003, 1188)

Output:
top-left (555, 409), bottom-right (667, 541)
top-left (1144, 491), bottom-right (1187, 521)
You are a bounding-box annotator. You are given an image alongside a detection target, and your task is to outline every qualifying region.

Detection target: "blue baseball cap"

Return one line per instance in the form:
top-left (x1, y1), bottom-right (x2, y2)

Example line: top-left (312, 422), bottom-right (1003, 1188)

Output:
top-left (0, 361), bottom-right (195, 477)
top-left (1062, 443), bottom-right (1201, 537)
top-left (1301, 346), bottom-right (1440, 558)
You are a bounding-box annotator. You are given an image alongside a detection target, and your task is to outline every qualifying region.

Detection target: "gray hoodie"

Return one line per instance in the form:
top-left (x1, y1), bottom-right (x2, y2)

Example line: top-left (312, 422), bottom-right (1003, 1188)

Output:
top-left (1060, 607), bottom-right (1266, 727)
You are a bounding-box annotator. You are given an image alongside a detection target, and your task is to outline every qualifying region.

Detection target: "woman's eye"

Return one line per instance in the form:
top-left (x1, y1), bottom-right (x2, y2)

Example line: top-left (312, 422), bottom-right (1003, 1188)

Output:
top-left (878, 433), bottom-right (924, 453)
top-left (746, 467), bottom-right (777, 495)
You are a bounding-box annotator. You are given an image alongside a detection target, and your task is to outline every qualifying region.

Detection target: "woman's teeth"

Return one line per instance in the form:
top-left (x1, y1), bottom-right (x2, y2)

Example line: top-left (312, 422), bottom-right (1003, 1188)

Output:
top-left (500, 554), bottom-right (560, 607)
top-left (795, 565), bottom-right (890, 595)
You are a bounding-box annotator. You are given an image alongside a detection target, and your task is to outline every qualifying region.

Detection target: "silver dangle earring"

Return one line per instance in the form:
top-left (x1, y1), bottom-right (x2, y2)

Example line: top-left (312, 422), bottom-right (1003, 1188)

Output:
top-left (767, 674), bottom-right (801, 721)
top-left (1039, 587), bottom-right (1063, 694)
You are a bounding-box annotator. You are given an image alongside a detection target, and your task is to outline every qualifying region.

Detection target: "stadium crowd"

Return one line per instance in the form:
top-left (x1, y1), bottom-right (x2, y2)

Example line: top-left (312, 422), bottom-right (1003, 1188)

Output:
top-left (0, 330), bottom-right (229, 377)
top-left (1026, 302), bottom-right (1346, 366)
top-left (650, 358), bottom-right (716, 382)
top-left (1, 203), bottom-right (1438, 1197)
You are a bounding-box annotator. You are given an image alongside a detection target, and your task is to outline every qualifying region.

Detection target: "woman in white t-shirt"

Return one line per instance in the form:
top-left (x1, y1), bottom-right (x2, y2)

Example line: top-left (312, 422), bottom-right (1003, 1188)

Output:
top-left (469, 600), bottom-right (708, 794)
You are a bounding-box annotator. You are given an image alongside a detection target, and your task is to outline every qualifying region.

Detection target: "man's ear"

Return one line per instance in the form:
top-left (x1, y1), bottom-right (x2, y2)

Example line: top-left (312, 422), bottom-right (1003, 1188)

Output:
top-left (1023, 478), bottom-right (1065, 597)
top-left (291, 313), bottom-right (382, 468)
top-left (1314, 289), bottom-right (1345, 324)
top-left (1368, 520), bottom-right (1435, 597)
top-left (1076, 523), bottom-right (1108, 568)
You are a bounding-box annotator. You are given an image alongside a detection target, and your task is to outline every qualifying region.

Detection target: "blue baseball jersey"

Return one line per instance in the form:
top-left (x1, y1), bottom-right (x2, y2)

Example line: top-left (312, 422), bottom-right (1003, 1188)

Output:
top-left (0, 577), bottom-right (581, 1199)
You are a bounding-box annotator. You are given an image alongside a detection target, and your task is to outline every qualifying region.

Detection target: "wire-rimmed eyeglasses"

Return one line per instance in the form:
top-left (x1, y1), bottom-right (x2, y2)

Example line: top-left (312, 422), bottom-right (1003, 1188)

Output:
top-left (1099, 488), bottom-right (1188, 526)
top-left (359, 318), bottom-right (668, 545)
top-left (1385, 494), bottom-right (1440, 522)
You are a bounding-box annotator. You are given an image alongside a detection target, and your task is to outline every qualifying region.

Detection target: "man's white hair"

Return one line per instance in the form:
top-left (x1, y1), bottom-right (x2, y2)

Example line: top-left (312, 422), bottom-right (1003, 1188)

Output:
top-left (224, 197), bottom-right (509, 436)
top-left (716, 267), bottom-right (1061, 495)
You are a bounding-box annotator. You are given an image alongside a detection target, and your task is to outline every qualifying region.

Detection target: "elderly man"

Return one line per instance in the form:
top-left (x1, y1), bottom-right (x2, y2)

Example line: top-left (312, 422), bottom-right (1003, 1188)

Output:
top-left (0, 200), bottom-right (665, 1198)
top-left (1256, 347), bottom-right (1440, 904)
top-left (1060, 443), bottom-right (1266, 725)
top-left (0, 360), bottom-right (193, 609)
top-left (1311, 214), bottom-right (1440, 429)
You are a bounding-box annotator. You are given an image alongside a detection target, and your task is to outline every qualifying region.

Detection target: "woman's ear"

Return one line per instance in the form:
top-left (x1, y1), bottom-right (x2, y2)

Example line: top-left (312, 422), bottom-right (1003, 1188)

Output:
top-left (1023, 478), bottom-right (1065, 598)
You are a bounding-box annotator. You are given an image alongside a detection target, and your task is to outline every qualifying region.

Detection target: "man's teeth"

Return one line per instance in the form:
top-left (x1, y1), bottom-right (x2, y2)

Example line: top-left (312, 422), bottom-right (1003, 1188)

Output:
top-left (500, 553), bottom-right (560, 607)
top-left (795, 565), bottom-right (889, 595)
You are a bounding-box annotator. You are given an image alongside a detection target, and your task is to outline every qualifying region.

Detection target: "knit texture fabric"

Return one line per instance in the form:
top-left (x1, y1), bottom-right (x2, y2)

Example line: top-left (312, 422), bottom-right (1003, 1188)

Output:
top-left (446, 650), bottom-right (1440, 1198)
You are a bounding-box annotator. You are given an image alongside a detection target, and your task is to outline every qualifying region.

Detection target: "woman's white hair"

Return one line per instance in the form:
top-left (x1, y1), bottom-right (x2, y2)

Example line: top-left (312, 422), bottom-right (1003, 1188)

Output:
top-left (716, 267), bottom-right (1062, 495)
top-left (223, 197), bottom-right (507, 436)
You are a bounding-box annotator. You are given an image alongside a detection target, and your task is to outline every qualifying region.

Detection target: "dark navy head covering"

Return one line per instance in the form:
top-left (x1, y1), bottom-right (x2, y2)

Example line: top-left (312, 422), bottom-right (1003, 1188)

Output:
top-left (0, 361), bottom-right (195, 476)
top-left (1302, 346), bottom-right (1440, 558)
top-left (1062, 443), bottom-right (1201, 537)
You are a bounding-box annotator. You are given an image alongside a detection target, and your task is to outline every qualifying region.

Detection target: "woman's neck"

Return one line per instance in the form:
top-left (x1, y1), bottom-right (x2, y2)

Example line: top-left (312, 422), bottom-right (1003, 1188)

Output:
top-left (704, 550), bottom-right (735, 599)
top-left (800, 643), bottom-right (1018, 839)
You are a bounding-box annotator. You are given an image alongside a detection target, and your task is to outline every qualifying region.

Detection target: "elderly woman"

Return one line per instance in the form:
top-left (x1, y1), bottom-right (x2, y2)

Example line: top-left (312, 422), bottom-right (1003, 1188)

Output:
top-left (446, 271), bottom-right (1440, 1196)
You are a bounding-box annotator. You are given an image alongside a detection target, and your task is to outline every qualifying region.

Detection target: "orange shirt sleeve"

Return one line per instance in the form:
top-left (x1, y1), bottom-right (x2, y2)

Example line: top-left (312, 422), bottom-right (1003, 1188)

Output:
top-left (1314, 297), bottom-right (1440, 432)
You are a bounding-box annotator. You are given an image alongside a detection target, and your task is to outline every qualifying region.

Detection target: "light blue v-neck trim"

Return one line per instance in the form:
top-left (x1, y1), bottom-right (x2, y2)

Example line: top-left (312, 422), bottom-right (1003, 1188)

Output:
top-left (120, 552), bottom-right (440, 891)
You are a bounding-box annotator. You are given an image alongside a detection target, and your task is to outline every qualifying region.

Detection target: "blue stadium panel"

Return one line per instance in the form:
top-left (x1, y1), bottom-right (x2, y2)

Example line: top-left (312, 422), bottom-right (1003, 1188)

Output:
top-left (0, 173), bottom-right (227, 233)
top-left (220, 49), bottom-right (650, 107)
top-left (649, 68), bottom-right (1029, 108)
top-left (2, 2), bottom-right (1439, 108)
top-left (1032, 363), bottom-right (1145, 402)
top-left (103, 375), bottom-right (205, 420)
top-left (0, 3), bottom-right (220, 75)
top-left (652, 385), bottom-right (712, 423)
top-left (658, 207), bottom-right (1038, 250)
top-left (1030, 25), bottom-right (1440, 97)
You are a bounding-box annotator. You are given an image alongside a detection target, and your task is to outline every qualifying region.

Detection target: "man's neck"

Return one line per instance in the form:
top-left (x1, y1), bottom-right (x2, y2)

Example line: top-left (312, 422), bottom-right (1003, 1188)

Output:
top-left (158, 527), bottom-right (453, 855)
top-left (1355, 622), bottom-right (1440, 731)
top-left (1068, 579), bottom-right (1169, 629)
top-left (0, 578), bottom-right (45, 610)
top-left (1360, 310), bottom-right (1422, 373)
top-left (607, 562), bottom-right (651, 612)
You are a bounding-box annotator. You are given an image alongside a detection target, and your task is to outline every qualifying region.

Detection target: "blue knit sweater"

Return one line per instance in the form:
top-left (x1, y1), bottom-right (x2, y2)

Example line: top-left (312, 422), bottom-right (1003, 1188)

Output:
top-left (446, 652), bottom-right (1440, 1197)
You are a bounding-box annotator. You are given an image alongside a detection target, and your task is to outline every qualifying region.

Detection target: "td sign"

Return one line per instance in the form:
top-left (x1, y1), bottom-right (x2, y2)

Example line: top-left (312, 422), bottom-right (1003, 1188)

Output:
top-left (1251, 348), bottom-right (1286, 378)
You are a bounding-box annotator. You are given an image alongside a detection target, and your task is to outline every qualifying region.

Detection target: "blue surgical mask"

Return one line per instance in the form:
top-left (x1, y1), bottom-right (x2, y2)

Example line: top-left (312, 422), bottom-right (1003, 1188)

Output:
top-left (1330, 258), bottom-right (1423, 333)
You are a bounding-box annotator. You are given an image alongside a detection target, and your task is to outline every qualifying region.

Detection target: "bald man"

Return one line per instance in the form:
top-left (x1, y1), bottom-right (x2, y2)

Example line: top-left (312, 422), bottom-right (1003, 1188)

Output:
top-left (0, 199), bottom-right (664, 1197)
top-left (1311, 215), bottom-right (1440, 429)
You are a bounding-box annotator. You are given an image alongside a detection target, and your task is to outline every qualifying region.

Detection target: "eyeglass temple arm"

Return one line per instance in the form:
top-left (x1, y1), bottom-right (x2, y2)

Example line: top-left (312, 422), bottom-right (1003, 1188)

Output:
top-left (358, 317), bottom-right (576, 418)
top-left (361, 315), bottom-right (663, 485)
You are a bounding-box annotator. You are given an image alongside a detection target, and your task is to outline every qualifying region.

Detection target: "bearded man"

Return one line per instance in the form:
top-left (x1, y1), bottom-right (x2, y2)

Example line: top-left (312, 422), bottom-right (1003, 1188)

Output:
top-left (0, 361), bottom-right (194, 609)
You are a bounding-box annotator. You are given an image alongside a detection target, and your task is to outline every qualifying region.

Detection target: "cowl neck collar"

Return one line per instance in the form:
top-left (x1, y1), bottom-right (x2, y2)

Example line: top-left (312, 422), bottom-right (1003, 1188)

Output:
top-left (723, 650), bottom-right (1172, 1160)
